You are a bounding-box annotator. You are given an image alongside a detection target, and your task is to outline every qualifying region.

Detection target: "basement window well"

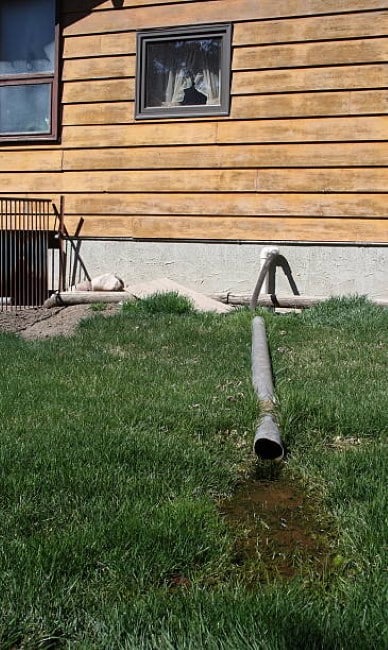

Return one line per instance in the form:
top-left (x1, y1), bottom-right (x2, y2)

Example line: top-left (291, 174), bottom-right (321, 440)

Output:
top-left (0, 0), bottom-right (59, 143)
top-left (135, 24), bottom-right (232, 120)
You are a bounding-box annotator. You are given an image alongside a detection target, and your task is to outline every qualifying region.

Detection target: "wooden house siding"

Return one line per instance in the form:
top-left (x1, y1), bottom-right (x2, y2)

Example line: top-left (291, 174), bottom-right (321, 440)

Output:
top-left (0, 0), bottom-right (387, 243)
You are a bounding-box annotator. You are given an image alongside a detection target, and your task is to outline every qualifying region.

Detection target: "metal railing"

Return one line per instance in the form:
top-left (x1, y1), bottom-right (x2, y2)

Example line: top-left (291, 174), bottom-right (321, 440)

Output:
top-left (0, 197), bottom-right (63, 310)
top-left (60, 218), bottom-right (91, 292)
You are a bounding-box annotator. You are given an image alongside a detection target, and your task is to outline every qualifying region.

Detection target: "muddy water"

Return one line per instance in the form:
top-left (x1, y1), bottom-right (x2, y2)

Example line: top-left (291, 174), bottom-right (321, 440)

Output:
top-left (219, 477), bottom-right (334, 581)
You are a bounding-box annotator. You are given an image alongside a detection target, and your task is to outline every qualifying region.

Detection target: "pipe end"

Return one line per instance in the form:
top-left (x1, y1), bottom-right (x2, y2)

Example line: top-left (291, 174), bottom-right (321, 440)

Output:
top-left (253, 414), bottom-right (284, 462)
top-left (254, 437), bottom-right (284, 462)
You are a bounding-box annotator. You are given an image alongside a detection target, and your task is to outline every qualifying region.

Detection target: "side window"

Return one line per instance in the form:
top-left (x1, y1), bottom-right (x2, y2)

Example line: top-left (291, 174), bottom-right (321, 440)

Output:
top-left (136, 24), bottom-right (232, 120)
top-left (0, 0), bottom-right (59, 143)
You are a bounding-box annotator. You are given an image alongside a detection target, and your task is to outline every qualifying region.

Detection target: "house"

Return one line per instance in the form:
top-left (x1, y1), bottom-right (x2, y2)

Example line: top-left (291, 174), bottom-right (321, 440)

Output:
top-left (0, 0), bottom-right (387, 299)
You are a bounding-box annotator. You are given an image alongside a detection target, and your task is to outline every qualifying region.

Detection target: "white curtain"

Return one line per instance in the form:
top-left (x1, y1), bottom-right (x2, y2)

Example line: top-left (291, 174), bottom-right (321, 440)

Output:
top-left (162, 68), bottom-right (191, 106)
top-left (154, 41), bottom-right (220, 107)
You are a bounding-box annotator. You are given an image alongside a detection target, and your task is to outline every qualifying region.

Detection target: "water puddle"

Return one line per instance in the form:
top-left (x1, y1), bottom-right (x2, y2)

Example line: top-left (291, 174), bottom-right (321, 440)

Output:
top-left (219, 476), bottom-right (334, 581)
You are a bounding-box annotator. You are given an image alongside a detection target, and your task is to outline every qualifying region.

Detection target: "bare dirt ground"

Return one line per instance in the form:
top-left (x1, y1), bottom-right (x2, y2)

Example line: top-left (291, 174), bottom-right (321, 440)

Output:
top-left (0, 305), bottom-right (120, 340)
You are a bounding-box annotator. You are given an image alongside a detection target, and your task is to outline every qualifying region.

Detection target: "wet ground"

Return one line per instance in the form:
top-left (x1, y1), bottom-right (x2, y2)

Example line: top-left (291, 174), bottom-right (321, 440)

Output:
top-left (219, 474), bottom-right (334, 581)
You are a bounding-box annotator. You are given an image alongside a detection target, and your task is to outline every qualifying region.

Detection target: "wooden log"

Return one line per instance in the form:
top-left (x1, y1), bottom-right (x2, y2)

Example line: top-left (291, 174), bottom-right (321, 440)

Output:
top-left (211, 293), bottom-right (388, 308)
top-left (44, 291), bottom-right (135, 308)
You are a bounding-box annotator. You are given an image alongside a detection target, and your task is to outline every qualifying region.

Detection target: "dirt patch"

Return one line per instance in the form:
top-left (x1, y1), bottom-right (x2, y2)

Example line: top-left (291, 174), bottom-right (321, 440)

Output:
top-left (219, 477), bottom-right (334, 581)
top-left (0, 305), bottom-right (120, 340)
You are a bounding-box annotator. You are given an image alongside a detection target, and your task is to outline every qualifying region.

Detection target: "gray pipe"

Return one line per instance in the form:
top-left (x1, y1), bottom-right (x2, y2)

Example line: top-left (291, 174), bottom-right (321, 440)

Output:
top-left (250, 249), bottom-right (279, 310)
top-left (252, 317), bottom-right (284, 461)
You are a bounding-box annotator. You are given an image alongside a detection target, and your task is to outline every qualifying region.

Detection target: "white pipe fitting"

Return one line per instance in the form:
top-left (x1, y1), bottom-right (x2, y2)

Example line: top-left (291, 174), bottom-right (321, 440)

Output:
top-left (259, 246), bottom-right (279, 295)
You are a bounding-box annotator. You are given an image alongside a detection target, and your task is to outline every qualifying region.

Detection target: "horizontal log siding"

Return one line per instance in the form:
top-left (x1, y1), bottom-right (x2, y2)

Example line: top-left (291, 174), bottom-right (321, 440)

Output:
top-left (0, 0), bottom-right (387, 243)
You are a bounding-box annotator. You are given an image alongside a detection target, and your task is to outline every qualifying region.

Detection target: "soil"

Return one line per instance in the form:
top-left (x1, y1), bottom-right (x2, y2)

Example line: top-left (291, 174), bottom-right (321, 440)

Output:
top-left (219, 476), bottom-right (334, 581)
top-left (0, 305), bottom-right (120, 340)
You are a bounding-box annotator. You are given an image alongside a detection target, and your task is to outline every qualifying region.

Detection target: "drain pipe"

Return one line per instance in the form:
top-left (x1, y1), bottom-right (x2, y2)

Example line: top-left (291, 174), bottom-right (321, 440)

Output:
top-left (252, 316), bottom-right (284, 461)
top-left (250, 246), bottom-right (279, 310)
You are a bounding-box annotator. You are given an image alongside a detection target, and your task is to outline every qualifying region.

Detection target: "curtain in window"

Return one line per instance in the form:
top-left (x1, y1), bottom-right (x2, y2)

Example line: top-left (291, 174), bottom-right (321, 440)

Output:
top-left (0, 0), bottom-right (55, 75)
top-left (146, 38), bottom-right (221, 108)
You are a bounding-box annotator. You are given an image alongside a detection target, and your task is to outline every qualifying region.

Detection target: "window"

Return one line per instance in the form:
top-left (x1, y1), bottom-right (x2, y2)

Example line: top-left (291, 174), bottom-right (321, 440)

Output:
top-left (136, 24), bottom-right (232, 120)
top-left (0, 0), bottom-right (59, 142)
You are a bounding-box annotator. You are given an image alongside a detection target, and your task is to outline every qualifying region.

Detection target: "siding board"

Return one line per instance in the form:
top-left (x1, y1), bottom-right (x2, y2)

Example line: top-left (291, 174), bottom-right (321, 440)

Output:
top-left (1, 169), bottom-right (386, 193)
top-left (61, 143), bottom-right (388, 170)
top-left (62, 91), bottom-right (388, 125)
top-left (233, 64), bottom-right (388, 95)
top-left (233, 11), bottom-right (388, 46)
top-left (54, 193), bottom-right (388, 218)
top-left (60, 215), bottom-right (388, 244)
top-left (233, 38), bottom-right (388, 70)
top-left (60, 117), bottom-right (388, 148)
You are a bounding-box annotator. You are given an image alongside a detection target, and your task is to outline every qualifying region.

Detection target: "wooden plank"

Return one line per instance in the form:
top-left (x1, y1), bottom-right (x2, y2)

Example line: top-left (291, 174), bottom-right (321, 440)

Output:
top-left (233, 64), bottom-right (388, 94)
top-left (251, 169), bottom-right (387, 192)
top-left (62, 90), bottom-right (388, 125)
top-left (62, 11), bottom-right (388, 58)
top-left (217, 116), bottom-right (388, 144)
top-left (233, 90), bottom-right (388, 119)
top-left (0, 150), bottom-right (63, 172)
top-left (233, 38), bottom-right (388, 70)
top-left (61, 214), bottom-right (388, 243)
top-left (234, 11), bottom-right (388, 46)
top-left (57, 193), bottom-right (388, 218)
top-left (1, 169), bottom-right (386, 194)
top-left (62, 102), bottom-right (133, 125)
top-left (60, 117), bottom-right (388, 148)
top-left (62, 142), bottom-right (388, 170)
top-left (63, 32), bottom-right (136, 59)
top-left (62, 79), bottom-right (135, 103)
top-left (62, 1), bottom-right (388, 37)
top-left (63, 55), bottom-right (135, 81)
top-left (62, 122), bottom-right (219, 146)
top-left (0, 170), bottom-right (257, 193)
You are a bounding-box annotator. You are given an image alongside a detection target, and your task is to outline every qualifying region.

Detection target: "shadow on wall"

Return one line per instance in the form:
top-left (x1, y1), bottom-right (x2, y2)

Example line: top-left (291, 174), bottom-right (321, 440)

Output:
top-left (62, 0), bottom-right (124, 29)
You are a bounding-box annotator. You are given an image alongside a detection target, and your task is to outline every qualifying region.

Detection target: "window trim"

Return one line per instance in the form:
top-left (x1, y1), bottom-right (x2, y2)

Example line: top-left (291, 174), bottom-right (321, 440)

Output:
top-left (135, 23), bottom-right (232, 120)
top-left (0, 0), bottom-right (60, 144)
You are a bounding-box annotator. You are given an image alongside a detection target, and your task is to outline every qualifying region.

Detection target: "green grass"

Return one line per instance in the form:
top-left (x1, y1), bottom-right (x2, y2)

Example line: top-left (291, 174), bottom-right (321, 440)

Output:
top-left (0, 295), bottom-right (386, 649)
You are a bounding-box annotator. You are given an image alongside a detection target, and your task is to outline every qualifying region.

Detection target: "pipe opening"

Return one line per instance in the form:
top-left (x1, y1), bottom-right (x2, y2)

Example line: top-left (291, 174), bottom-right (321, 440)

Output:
top-left (254, 438), bottom-right (284, 461)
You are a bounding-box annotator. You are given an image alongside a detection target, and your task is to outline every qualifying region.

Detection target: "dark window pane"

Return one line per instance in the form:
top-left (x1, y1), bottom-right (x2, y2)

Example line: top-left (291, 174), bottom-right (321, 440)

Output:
top-left (0, 0), bottom-right (55, 75)
top-left (145, 38), bottom-right (222, 108)
top-left (0, 84), bottom-right (51, 134)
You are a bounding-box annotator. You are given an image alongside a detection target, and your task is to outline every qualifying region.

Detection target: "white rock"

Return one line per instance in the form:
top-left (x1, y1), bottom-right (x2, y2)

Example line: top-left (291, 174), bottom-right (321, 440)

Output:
top-left (91, 273), bottom-right (124, 292)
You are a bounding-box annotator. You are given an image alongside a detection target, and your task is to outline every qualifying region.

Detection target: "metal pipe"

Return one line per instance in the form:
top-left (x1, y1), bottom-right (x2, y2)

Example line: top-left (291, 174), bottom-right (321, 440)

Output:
top-left (259, 246), bottom-right (280, 295)
top-left (250, 248), bottom-right (279, 310)
top-left (251, 316), bottom-right (284, 461)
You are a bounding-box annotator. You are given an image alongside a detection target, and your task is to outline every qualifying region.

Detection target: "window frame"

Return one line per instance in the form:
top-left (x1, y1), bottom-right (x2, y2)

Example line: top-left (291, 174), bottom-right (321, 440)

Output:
top-left (135, 23), bottom-right (232, 120)
top-left (0, 0), bottom-right (60, 144)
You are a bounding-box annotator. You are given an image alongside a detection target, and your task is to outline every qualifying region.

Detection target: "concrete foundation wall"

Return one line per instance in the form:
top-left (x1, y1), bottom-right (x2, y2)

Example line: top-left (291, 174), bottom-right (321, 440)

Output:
top-left (77, 242), bottom-right (388, 299)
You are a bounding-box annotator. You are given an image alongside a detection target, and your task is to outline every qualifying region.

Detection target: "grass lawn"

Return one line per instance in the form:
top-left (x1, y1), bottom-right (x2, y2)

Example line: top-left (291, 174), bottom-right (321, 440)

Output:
top-left (0, 296), bottom-right (386, 649)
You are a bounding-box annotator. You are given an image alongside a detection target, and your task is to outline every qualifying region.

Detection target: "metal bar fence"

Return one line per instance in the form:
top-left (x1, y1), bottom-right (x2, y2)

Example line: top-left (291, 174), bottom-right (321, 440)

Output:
top-left (0, 197), bottom-right (60, 311)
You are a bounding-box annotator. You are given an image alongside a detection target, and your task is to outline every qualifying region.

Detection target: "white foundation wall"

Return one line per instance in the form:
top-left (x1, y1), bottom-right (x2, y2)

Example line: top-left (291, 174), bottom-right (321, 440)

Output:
top-left (76, 242), bottom-right (388, 299)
